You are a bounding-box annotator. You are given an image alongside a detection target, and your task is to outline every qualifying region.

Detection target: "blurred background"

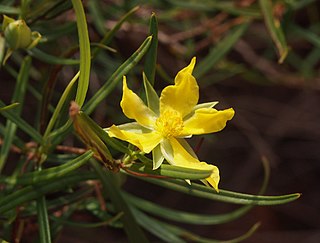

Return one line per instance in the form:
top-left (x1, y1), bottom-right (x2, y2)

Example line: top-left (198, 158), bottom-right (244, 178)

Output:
top-left (1, 0), bottom-right (320, 242)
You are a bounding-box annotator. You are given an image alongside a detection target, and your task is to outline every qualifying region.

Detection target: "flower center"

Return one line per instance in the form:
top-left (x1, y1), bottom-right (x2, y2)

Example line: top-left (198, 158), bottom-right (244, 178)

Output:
top-left (155, 109), bottom-right (184, 138)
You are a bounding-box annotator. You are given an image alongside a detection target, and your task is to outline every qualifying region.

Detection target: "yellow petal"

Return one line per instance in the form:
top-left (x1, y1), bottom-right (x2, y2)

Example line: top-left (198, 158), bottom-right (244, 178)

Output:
top-left (159, 58), bottom-right (199, 118)
top-left (182, 107), bottom-right (235, 136)
top-left (175, 57), bottom-right (196, 84)
top-left (169, 137), bottom-right (220, 191)
top-left (121, 76), bottom-right (157, 128)
top-left (108, 125), bottom-right (162, 153)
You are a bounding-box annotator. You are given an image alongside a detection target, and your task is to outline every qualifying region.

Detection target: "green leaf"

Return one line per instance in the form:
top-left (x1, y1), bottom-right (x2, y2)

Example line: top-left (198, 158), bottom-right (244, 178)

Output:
top-left (91, 6), bottom-right (139, 58)
top-left (0, 56), bottom-right (31, 172)
top-left (48, 36), bottom-right (152, 149)
top-left (5, 151), bottom-right (93, 185)
top-left (139, 178), bottom-right (301, 206)
top-left (27, 48), bottom-right (79, 65)
top-left (90, 160), bottom-right (148, 243)
top-left (130, 206), bottom-right (184, 243)
top-left (85, 198), bottom-right (123, 228)
top-left (259, 0), bottom-right (289, 63)
top-left (144, 13), bottom-right (158, 85)
top-left (72, 0), bottom-right (91, 108)
top-left (168, 0), bottom-right (261, 17)
top-left (50, 213), bottom-right (123, 228)
top-left (37, 196), bottom-right (52, 243)
top-left (0, 172), bottom-right (97, 214)
top-left (22, 188), bottom-right (92, 218)
top-left (159, 219), bottom-right (260, 243)
top-left (124, 192), bottom-right (251, 225)
top-left (291, 24), bottom-right (320, 48)
top-left (194, 22), bottom-right (249, 78)
top-left (43, 71), bottom-right (79, 139)
top-left (288, 0), bottom-right (317, 10)
top-left (0, 100), bottom-right (41, 143)
top-left (87, 0), bottom-right (106, 35)
top-left (0, 5), bottom-right (20, 14)
top-left (0, 102), bottom-right (19, 111)
top-left (84, 36), bottom-right (153, 114)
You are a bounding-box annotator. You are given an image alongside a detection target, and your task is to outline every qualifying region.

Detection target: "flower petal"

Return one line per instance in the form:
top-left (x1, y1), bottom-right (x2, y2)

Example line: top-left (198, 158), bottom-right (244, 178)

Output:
top-left (159, 58), bottom-right (199, 118)
top-left (182, 108), bottom-right (235, 136)
top-left (175, 138), bottom-right (198, 159)
top-left (201, 166), bottom-right (220, 191)
top-left (121, 76), bottom-right (157, 128)
top-left (107, 125), bottom-right (162, 153)
top-left (168, 137), bottom-right (220, 191)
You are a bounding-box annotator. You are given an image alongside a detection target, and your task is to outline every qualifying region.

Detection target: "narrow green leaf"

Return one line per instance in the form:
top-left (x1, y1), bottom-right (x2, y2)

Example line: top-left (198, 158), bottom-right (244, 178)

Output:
top-left (194, 22), bottom-right (249, 78)
top-left (84, 36), bottom-right (153, 114)
top-left (22, 188), bottom-right (93, 218)
top-left (0, 56), bottom-right (31, 172)
top-left (85, 198), bottom-right (123, 228)
top-left (0, 100), bottom-right (42, 142)
top-left (130, 207), bottom-right (184, 243)
top-left (0, 102), bottom-right (19, 111)
top-left (143, 73), bottom-right (159, 114)
top-left (168, 0), bottom-right (261, 17)
top-left (72, 0), bottom-right (91, 108)
top-left (90, 160), bottom-right (148, 243)
top-left (5, 151), bottom-right (93, 185)
top-left (49, 36), bottom-right (152, 148)
top-left (27, 48), bottom-right (79, 65)
top-left (37, 196), bottom-right (52, 243)
top-left (91, 6), bottom-right (139, 58)
top-left (0, 5), bottom-right (20, 14)
top-left (38, 22), bottom-right (77, 42)
top-left (43, 72), bottom-right (79, 139)
top-left (159, 219), bottom-right (260, 243)
top-left (87, 0), bottom-right (106, 35)
top-left (144, 13), bottom-right (158, 85)
top-left (289, 0), bottom-right (317, 10)
top-left (139, 178), bottom-right (301, 205)
top-left (124, 192), bottom-right (251, 225)
top-left (0, 172), bottom-right (97, 214)
top-left (50, 213), bottom-right (123, 228)
top-left (259, 0), bottom-right (288, 63)
top-left (291, 25), bottom-right (320, 48)
top-left (0, 122), bottom-right (24, 149)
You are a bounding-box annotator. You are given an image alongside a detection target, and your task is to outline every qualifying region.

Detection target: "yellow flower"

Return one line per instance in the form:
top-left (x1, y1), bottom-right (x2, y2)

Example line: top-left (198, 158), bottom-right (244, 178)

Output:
top-left (107, 57), bottom-right (234, 191)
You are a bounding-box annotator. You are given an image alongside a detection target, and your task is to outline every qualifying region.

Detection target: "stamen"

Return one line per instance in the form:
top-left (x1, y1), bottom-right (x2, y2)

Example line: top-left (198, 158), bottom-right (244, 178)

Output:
top-left (155, 109), bottom-right (184, 138)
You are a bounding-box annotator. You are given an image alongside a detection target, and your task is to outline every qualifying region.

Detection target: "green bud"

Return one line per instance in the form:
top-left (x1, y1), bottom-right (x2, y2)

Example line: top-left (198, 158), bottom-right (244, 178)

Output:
top-left (1, 15), bottom-right (41, 64)
top-left (69, 101), bottom-right (120, 172)
top-left (4, 19), bottom-right (32, 50)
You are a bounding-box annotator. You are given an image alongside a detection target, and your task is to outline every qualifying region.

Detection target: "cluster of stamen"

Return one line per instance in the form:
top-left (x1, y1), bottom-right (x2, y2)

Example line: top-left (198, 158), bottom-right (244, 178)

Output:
top-left (155, 109), bottom-right (184, 138)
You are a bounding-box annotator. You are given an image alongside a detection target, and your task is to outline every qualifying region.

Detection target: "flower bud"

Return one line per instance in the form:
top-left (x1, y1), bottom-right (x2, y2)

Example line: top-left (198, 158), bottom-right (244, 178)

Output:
top-left (69, 101), bottom-right (120, 172)
top-left (4, 19), bottom-right (32, 50)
